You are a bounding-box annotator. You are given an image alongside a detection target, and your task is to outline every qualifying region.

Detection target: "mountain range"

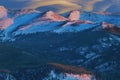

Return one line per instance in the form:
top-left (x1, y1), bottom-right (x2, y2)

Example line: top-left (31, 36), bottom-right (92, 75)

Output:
top-left (0, 5), bottom-right (120, 41)
top-left (0, 5), bottom-right (120, 80)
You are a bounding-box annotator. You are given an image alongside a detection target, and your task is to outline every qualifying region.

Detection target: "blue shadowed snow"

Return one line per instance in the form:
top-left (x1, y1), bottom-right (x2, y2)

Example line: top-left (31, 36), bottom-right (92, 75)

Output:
top-left (4, 13), bottom-right (40, 36)
top-left (80, 12), bottom-right (106, 23)
top-left (53, 24), bottom-right (98, 33)
top-left (1, 10), bottom-right (120, 40)
top-left (14, 21), bottom-right (65, 35)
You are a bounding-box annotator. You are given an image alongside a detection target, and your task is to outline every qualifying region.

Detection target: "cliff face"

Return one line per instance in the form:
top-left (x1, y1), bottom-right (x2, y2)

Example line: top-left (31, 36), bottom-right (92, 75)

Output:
top-left (0, 6), bottom-right (13, 30)
top-left (68, 10), bottom-right (80, 21)
top-left (42, 11), bottom-right (68, 21)
top-left (0, 6), bottom-right (7, 19)
top-left (102, 22), bottom-right (120, 34)
top-left (0, 18), bottom-right (13, 30)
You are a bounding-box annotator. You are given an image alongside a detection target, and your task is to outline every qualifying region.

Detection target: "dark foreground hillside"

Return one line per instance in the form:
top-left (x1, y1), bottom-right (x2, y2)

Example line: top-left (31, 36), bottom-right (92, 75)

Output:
top-left (0, 31), bottom-right (120, 80)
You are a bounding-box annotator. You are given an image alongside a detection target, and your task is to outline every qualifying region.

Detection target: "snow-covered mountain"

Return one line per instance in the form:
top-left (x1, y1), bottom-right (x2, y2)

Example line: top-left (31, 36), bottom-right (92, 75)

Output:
top-left (0, 6), bottom-right (120, 41)
top-left (0, 5), bottom-right (120, 80)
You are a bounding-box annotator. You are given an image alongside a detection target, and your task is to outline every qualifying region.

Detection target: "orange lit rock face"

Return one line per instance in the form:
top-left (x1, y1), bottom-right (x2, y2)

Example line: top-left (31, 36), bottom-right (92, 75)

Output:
top-left (0, 6), bottom-right (7, 19)
top-left (62, 10), bottom-right (94, 27)
top-left (42, 11), bottom-right (68, 21)
top-left (0, 6), bottom-right (13, 30)
top-left (0, 18), bottom-right (13, 30)
top-left (68, 10), bottom-right (80, 21)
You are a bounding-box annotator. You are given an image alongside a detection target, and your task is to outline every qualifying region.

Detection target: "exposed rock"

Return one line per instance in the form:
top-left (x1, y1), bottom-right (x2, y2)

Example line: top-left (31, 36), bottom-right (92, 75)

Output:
top-left (0, 6), bottom-right (7, 19)
top-left (102, 22), bottom-right (120, 34)
top-left (42, 11), bottom-right (68, 21)
top-left (68, 10), bottom-right (80, 21)
top-left (0, 18), bottom-right (13, 30)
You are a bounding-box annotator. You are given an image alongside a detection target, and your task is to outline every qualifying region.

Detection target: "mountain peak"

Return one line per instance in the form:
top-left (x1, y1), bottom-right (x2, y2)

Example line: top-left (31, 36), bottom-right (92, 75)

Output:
top-left (68, 10), bottom-right (80, 21)
top-left (102, 22), bottom-right (114, 29)
top-left (102, 22), bottom-right (120, 34)
top-left (42, 10), bottom-right (68, 21)
top-left (0, 6), bottom-right (7, 19)
top-left (0, 6), bottom-right (13, 30)
top-left (0, 18), bottom-right (13, 30)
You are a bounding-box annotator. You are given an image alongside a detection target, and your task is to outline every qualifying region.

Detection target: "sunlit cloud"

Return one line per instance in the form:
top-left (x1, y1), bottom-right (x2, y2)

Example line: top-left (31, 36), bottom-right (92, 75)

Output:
top-left (24, 0), bottom-right (81, 13)
top-left (83, 0), bottom-right (103, 11)
top-left (0, 0), bottom-right (120, 13)
top-left (23, 0), bottom-right (104, 13)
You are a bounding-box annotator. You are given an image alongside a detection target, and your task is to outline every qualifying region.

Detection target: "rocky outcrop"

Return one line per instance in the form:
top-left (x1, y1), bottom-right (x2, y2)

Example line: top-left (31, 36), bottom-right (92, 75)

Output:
top-left (42, 11), bottom-right (68, 21)
top-left (62, 10), bottom-right (94, 27)
top-left (0, 6), bottom-right (13, 30)
top-left (0, 18), bottom-right (13, 30)
top-left (68, 10), bottom-right (80, 21)
top-left (102, 22), bottom-right (120, 34)
top-left (0, 6), bottom-right (7, 19)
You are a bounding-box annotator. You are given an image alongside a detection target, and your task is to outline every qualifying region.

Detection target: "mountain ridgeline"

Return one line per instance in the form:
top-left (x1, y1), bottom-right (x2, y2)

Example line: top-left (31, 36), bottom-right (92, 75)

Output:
top-left (0, 5), bottom-right (120, 80)
top-left (0, 6), bottom-right (120, 40)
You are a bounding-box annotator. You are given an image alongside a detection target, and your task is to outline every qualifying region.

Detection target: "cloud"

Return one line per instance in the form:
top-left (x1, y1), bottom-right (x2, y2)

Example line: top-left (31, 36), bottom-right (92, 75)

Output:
top-left (0, 6), bottom-right (13, 30)
top-left (0, 0), bottom-right (120, 13)
top-left (24, 0), bottom-right (81, 13)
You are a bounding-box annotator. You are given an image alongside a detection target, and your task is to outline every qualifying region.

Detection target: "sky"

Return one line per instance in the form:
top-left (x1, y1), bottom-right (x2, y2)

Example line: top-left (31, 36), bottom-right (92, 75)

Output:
top-left (0, 0), bottom-right (120, 13)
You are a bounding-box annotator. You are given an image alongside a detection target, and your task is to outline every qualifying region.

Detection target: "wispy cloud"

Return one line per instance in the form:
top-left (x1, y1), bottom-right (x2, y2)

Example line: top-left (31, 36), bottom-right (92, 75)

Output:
top-left (0, 0), bottom-right (120, 13)
top-left (23, 0), bottom-right (104, 13)
top-left (24, 0), bottom-right (81, 13)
